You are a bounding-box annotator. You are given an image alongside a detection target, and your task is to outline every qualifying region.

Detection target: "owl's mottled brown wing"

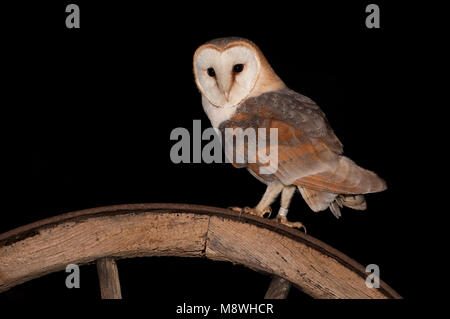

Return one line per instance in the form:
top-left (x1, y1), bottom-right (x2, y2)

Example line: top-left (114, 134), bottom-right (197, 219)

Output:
top-left (220, 88), bottom-right (386, 194)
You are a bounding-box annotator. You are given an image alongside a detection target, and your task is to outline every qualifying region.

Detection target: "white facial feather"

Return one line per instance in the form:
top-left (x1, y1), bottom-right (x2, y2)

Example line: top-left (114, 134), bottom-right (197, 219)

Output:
top-left (201, 95), bottom-right (237, 128)
top-left (194, 46), bottom-right (260, 108)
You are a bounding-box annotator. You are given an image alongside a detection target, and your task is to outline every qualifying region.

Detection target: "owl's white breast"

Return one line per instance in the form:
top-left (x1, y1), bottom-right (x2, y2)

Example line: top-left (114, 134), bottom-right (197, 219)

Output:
top-left (201, 95), bottom-right (238, 128)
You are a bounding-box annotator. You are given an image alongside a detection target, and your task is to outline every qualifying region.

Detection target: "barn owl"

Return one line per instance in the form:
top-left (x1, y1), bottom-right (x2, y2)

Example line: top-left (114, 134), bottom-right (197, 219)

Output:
top-left (193, 37), bottom-right (386, 230)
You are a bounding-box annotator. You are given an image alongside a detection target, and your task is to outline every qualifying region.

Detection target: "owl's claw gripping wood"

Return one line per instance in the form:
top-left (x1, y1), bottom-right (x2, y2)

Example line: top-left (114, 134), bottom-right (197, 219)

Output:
top-left (229, 206), bottom-right (272, 218)
top-left (276, 215), bottom-right (306, 233)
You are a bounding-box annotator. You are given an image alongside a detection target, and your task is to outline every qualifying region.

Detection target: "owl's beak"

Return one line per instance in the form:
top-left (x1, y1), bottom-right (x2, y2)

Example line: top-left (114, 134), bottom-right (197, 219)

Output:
top-left (218, 84), bottom-right (230, 102)
top-left (217, 76), bottom-right (232, 102)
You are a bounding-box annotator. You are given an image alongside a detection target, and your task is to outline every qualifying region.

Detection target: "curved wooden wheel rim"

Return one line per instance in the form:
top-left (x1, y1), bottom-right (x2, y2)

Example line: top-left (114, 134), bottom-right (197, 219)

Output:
top-left (0, 203), bottom-right (401, 299)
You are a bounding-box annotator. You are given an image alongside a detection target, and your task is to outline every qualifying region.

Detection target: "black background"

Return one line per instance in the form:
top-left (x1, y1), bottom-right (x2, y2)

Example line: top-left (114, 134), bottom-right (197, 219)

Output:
top-left (1, 0), bottom-right (431, 312)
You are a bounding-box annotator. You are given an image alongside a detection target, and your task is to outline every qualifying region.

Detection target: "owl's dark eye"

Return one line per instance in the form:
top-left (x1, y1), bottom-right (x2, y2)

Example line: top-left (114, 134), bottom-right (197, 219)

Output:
top-left (207, 67), bottom-right (216, 77)
top-left (233, 64), bottom-right (244, 73)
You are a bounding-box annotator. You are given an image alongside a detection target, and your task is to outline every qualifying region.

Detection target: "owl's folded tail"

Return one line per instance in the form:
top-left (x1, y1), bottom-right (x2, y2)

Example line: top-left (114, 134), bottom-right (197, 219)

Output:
top-left (295, 156), bottom-right (387, 195)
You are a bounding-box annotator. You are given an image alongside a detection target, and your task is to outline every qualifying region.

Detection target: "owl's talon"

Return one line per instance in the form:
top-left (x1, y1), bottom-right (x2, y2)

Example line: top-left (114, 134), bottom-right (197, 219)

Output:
top-left (261, 206), bottom-right (272, 218)
top-left (277, 216), bottom-right (306, 233)
top-left (228, 206), bottom-right (271, 218)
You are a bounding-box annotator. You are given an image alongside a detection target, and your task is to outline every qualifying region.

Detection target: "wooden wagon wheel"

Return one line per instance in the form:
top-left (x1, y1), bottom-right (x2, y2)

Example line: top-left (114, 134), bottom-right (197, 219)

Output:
top-left (0, 203), bottom-right (401, 299)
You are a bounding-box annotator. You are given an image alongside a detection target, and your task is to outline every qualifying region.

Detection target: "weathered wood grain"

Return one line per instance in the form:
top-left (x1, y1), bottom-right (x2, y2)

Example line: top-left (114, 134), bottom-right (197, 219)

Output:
top-left (205, 215), bottom-right (395, 299)
top-left (0, 203), bottom-right (401, 299)
top-left (96, 257), bottom-right (122, 299)
top-left (0, 209), bottom-right (209, 292)
top-left (264, 276), bottom-right (291, 299)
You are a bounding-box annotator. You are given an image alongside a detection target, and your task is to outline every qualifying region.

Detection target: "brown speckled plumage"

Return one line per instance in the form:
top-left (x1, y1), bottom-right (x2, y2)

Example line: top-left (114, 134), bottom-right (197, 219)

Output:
top-left (219, 88), bottom-right (386, 216)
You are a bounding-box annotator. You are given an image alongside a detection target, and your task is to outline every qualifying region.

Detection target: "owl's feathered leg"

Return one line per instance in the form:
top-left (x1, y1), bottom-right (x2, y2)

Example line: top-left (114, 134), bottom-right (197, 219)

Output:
top-left (276, 186), bottom-right (306, 232)
top-left (230, 181), bottom-right (283, 218)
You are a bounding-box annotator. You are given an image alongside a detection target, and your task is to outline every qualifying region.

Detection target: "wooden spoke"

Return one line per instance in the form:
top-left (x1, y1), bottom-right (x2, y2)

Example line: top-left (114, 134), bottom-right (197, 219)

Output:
top-left (96, 257), bottom-right (122, 299)
top-left (264, 276), bottom-right (291, 299)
